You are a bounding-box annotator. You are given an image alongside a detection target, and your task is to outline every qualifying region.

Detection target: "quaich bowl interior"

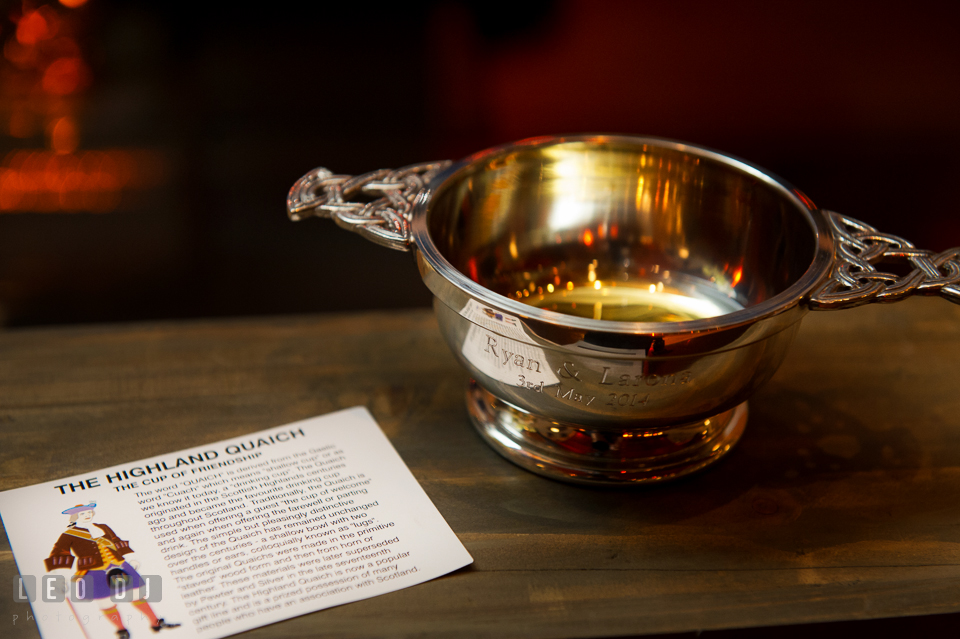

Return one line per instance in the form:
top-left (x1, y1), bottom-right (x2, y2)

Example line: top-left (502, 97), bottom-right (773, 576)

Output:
top-left (417, 135), bottom-right (833, 336)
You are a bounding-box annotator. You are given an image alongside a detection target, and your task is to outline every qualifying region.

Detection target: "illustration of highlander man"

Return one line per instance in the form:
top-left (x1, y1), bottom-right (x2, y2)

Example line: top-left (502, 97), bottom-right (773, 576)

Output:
top-left (44, 502), bottom-right (180, 638)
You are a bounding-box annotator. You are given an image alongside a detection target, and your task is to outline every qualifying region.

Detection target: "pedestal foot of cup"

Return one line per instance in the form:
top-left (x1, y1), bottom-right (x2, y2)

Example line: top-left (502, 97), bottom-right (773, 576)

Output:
top-left (466, 380), bottom-right (747, 486)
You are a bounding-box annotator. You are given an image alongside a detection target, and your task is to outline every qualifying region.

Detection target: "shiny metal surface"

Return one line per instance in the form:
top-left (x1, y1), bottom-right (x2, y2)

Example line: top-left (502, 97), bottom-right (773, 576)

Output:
top-left (288, 161), bottom-right (452, 251)
top-left (466, 380), bottom-right (748, 485)
top-left (289, 134), bottom-right (960, 485)
top-left (809, 211), bottom-right (960, 307)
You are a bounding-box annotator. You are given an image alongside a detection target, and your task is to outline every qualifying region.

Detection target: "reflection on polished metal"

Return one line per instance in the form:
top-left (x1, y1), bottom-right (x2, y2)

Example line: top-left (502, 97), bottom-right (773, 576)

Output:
top-left (287, 161), bottom-right (452, 251)
top-left (467, 381), bottom-right (748, 485)
top-left (289, 135), bottom-right (960, 485)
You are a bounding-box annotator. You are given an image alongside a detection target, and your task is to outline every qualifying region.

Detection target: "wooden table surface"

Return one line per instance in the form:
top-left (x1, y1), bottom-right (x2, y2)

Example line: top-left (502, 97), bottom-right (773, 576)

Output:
top-left (3, 299), bottom-right (960, 638)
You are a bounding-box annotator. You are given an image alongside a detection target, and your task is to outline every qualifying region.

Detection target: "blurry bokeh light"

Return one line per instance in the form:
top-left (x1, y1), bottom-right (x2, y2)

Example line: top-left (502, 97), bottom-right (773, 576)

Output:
top-left (0, 149), bottom-right (166, 213)
top-left (48, 115), bottom-right (77, 153)
top-left (41, 56), bottom-right (88, 95)
top-left (1, 0), bottom-right (165, 215)
top-left (15, 7), bottom-right (59, 46)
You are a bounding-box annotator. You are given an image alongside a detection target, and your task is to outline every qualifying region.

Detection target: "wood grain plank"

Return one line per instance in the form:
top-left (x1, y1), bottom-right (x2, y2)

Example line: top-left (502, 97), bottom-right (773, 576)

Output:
top-left (2, 299), bottom-right (960, 638)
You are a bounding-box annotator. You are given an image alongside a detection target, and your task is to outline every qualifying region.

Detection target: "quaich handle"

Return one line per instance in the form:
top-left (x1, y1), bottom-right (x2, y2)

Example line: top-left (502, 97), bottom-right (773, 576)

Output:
top-left (287, 161), bottom-right (452, 251)
top-left (808, 211), bottom-right (960, 309)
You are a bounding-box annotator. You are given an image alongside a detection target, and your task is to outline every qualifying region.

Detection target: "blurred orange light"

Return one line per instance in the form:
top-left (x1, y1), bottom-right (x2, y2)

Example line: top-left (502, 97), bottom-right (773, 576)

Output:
top-left (0, 171), bottom-right (23, 210)
top-left (16, 10), bottom-right (53, 45)
top-left (42, 57), bottom-right (88, 95)
top-left (0, 149), bottom-right (161, 214)
top-left (50, 117), bottom-right (79, 153)
top-left (60, 0), bottom-right (89, 7)
top-left (583, 229), bottom-right (594, 246)
top-left (4, 38), bottom-right (35, 66)
top-left (732, 267), bottom-right (743, 287)
top-left (45, 35), bottom-right (83, 59)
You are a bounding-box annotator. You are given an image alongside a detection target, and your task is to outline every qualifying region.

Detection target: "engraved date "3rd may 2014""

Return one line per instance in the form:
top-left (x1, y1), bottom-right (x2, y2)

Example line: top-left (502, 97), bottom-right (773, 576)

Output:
top-left (516, 376), bottom-right (648, 408)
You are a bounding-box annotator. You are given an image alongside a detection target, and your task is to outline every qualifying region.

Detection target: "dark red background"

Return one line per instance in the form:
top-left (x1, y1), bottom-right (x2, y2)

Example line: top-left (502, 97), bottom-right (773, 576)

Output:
top-left (1, 0), bottom-right (958, 327)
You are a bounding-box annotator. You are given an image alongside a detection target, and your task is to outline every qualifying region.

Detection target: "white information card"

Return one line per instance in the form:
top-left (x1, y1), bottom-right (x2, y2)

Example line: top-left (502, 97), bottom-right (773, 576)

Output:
top-left (1, 407), bottom-right (473, 639)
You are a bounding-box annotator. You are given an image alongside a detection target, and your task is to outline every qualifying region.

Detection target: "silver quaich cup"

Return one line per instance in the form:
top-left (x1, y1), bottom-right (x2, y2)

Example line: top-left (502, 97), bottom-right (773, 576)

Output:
top-left (289, 135), bottom-right (960, 485)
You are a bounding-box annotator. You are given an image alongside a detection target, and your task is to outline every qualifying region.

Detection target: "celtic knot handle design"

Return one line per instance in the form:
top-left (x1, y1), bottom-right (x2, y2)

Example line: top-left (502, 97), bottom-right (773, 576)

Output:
top-left (287, 160), bottom-right (452, 251)
top-left (809, 211), bottom-right (960, 309)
